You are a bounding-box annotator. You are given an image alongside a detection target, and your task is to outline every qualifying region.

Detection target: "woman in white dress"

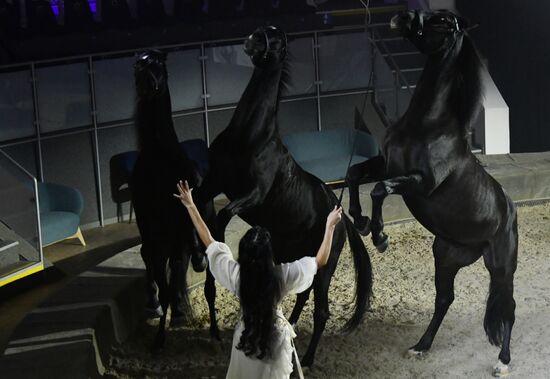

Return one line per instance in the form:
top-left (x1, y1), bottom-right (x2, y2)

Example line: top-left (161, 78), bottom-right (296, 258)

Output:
top-left (175, 180), bottom-right (342, 379)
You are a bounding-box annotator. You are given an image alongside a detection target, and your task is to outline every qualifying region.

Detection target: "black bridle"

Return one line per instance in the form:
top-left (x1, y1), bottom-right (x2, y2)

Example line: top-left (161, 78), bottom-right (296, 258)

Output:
top-left (260, 26), bottom-right (288, 61)
top-left (412, 11), bottom-right (463, 54)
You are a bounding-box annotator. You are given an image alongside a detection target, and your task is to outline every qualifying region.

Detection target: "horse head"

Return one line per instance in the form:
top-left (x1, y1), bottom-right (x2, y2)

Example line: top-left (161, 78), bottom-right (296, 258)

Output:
top-left (244, 25), bottom-right (288, 68)
top-left (390, 10), bottom-right (469, 55)
top-left (134, 49), bottom-right (168, 98)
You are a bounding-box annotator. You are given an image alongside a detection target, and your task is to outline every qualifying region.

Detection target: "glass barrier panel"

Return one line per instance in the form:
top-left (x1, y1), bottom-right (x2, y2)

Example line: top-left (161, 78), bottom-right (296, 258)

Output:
top-left (0, 149), bottom-right (42, 283)
top-left (279, 99), bottom-right (318, 136)
top-left (167, 49), bottom-right (204, 111)
top-left (36, 62), bottom-right (92, 133)
top-left (319, 32), bottom-right (372, 92)
top-left (286, 37), bottom-right (316, 96)
top-left (0, 70), bottom-right (35, 142)
top-left (94, 56), bottom-right (136, 124)
top-left (205, 43), bottom-right (254, 106)
top-left (374, 44), bottom-right (397, 122)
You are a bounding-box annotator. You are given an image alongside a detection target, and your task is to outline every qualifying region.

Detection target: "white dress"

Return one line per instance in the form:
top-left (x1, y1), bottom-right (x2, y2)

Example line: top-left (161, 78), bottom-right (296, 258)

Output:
top-left (205, 241), bottom-right (318, 379)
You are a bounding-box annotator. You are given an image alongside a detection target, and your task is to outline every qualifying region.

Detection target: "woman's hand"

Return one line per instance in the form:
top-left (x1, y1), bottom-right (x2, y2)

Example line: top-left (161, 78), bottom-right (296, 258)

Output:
top-left (326, 206), bottom-right (343, 228)
top-left (174, 180), bottom-right (195, 208)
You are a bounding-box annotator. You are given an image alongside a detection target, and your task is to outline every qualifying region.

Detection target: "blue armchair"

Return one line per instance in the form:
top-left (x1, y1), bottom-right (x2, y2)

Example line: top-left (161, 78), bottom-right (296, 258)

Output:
top-left (282, 129), bottom-right (379, 184)
top-left (38, 182), bottom-right (85, 247)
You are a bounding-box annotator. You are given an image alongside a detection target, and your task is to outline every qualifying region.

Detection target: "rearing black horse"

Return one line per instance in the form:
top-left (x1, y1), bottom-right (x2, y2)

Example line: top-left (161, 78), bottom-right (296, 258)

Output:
top-left (131, 50), bottom-right (212, 348)
top-left (346, 11), bottom-right (517, 377)
top-left (196, 26), bottom-right (373, 367)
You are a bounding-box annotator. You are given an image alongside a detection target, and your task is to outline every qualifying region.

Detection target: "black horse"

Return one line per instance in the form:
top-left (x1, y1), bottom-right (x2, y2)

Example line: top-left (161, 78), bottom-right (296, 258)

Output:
top-left (346, 10), bottom-right (517, 376)
top-left (131, 50), bottom-right (211, 348)
top-left (195, 26), bottom-right (373, 367)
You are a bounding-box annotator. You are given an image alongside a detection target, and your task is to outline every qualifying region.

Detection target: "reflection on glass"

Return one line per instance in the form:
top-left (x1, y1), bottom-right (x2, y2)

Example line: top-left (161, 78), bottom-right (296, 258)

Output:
top-left (0, 70), bottom-right (35, 142)
top-left (167, 49), bottom-right (203, 111)
top-left (319, 32), bottom-right (372, 92)
top-left (321, 94), bottom-right (366, 131)
top-left (206, 43), bottom-right (254, 106)
top-left (279, 99), bottom-right (318, 136)
top-left (36, 63), bottom-right (92, 133)
top-left (94, 56), bottom-right (136, 124)
top-left (286, 37), bottom-right (316, 96)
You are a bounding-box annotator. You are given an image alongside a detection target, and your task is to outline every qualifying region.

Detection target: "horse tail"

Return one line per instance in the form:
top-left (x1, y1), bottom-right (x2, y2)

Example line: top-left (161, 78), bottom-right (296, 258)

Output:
top-left (342, 214), bottom-right (373, 332)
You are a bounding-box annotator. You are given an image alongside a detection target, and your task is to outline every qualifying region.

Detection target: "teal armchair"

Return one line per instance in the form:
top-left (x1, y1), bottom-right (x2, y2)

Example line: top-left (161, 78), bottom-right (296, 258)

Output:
top-left (38, 182), bottom-right (85, 247)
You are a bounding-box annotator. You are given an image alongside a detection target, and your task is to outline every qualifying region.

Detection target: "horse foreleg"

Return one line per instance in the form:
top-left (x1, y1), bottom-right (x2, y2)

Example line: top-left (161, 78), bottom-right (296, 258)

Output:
top-left (371, 172), bottom-right (424, 252)
top-left (346, 156), bottom-right (385, 236)
top-left (216, 187), bottom-right (263, 241)
top-left (204, 269), bottom-right (220, 340)
top-left (190, 228), bottom-right (207, 272)
top-left (288, 287), bottom-right (313, 326)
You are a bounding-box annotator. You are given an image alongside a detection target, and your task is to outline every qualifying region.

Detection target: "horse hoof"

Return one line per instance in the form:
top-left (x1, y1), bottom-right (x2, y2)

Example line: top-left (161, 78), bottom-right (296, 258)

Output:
top-left (375, 234), bottom-right (389, 253)
top-left (354, 216), bottom-right (371, 236)
top-left (145, 305), bottom-right (163, 319)
top-left (170, 315), bottom-right (186, 328)
top-left (301, 354), bottom-right (314, 368)
top-left (407, 348), bottom-right (427, 358)
top-left (210, 326), bottom-right (221, 341)
top-left (493, 360), bottom-right (510, 377)
top-left (192, 255), bottom-right (208, 273)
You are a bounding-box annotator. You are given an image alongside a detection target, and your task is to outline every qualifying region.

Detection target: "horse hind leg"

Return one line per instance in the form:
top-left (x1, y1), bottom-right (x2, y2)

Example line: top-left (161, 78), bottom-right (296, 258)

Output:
top-left (140, 244), bottom-right (163, 318)
top-left (205, 269), bottom-right (220, 340)
top-left (153, 257), bottom-right (170, 351)
top-left (483, 223), bottom-right (518, 377)
top-left (288, 287), bottom-right (313, 326)
top-left (410, 238), bottom-right (481, 355)
top-left (169, 250), bottom-right (193, 328)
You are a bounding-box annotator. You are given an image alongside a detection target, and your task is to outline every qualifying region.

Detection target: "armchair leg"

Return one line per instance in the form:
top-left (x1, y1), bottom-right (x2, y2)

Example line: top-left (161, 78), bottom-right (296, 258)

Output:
top-left (75, 228), bottom-right (86, 247)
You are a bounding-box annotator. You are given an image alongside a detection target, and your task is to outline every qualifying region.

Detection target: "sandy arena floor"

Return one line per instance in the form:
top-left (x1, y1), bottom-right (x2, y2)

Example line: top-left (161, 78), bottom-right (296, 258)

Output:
top-left (106, 202), bottom-right (550, 379)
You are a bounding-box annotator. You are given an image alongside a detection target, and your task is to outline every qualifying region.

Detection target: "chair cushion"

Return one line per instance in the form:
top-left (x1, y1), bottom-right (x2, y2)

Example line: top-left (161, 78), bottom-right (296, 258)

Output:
top-left (40, 211), bottom-right (80, 246)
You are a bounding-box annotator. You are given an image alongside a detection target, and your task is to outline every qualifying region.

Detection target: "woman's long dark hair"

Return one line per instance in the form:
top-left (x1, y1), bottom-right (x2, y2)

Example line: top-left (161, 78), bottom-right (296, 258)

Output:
top-left (236, 226), bottom-right (282, 359)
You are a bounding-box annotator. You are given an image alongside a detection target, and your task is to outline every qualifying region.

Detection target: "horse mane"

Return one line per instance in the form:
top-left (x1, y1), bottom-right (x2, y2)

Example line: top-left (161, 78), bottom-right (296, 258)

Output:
top-left (455, 33), bottom-right (485, 135)
top-left (277, 53), bottom-right (292, 101)
top-left (135, 90), bottom-right (181, 158)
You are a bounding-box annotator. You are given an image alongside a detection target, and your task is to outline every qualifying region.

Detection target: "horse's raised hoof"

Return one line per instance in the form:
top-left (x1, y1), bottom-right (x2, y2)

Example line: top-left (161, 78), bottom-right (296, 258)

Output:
top-left (145, 304), bottom-right (163, 319)
top-left (191, 254), bottom-right (208, 273)
top-left (353, 216), bottom-right (371, 236)
top-left (407, 347), bottom-right (428, 359)
top-left (374, 233), bottom-right (389, 253)
top-left (493, 360), bottom-right (510, 377)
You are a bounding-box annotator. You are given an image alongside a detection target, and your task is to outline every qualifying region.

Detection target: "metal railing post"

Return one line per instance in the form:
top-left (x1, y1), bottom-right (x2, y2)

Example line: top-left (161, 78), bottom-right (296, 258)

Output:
top-left (88, 56), bottom-right (105, 227)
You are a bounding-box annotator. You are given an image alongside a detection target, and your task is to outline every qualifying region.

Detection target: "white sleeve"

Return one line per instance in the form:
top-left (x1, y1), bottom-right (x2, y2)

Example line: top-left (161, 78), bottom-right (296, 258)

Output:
top-left (205, 241), bottom-right (240, 296)
top-left (279, 256), bottom-right (318, 295)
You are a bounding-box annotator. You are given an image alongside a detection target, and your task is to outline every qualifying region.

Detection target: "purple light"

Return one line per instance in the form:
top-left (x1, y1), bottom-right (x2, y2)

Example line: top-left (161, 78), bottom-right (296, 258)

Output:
top-left (50, 1), bottom-right (98, 17)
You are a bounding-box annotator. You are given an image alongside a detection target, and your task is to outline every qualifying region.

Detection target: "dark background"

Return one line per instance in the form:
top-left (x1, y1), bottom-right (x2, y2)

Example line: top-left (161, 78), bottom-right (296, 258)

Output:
top-left (457, 0), bottom-right (550, 153)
